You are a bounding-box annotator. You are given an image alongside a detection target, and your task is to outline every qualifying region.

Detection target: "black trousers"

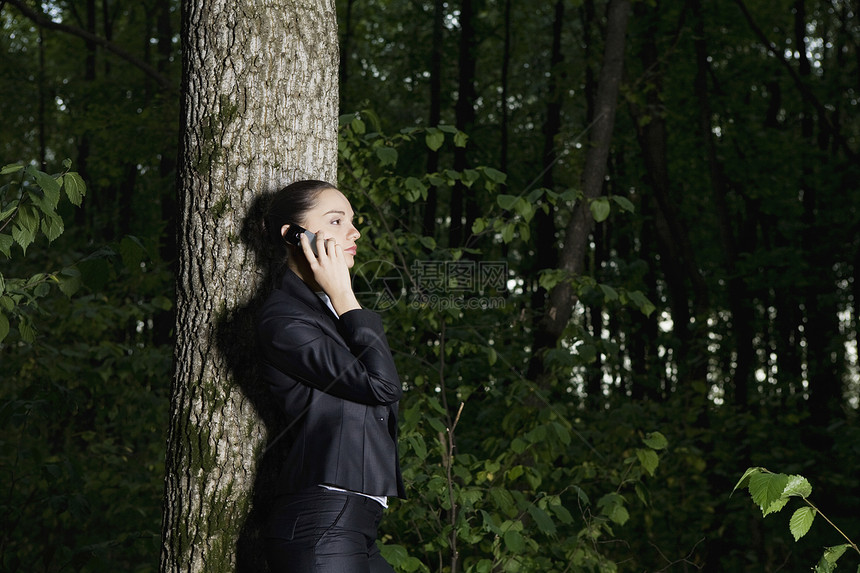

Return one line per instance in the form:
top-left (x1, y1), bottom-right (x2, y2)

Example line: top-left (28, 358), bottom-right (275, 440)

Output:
top-left (265, 488), bottom-right (394, 573)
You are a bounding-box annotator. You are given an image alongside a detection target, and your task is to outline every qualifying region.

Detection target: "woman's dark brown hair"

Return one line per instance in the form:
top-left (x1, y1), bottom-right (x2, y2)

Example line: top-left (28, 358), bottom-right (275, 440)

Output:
top-left (263, 180), bottom-right (337, 248)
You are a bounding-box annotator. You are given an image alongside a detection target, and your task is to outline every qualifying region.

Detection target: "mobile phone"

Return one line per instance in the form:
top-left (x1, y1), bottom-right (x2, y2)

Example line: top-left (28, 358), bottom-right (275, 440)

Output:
top-left (282, 223), bottom-right (319, 256)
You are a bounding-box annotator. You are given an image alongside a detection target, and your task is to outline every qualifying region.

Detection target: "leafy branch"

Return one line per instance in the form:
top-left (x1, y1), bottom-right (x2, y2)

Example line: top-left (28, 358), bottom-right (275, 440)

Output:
top-left (1, 160), bottom-right (87, 343)
top-left (732, 467), bottom-right (860, 573)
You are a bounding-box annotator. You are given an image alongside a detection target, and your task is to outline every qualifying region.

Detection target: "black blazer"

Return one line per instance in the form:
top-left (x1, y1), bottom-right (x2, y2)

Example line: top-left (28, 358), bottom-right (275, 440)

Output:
top-left (256, 269), bottom-right (405, 498)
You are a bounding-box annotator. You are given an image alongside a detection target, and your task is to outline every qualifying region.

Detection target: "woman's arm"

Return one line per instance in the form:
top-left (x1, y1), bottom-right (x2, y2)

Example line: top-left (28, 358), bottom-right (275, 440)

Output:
top-left (259, 308), bottom-right (402, 405)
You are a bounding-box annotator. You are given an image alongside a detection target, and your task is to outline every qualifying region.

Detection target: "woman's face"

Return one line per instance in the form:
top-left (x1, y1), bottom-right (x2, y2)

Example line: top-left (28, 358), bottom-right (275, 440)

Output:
top-left (291, 188), bottom-right (361, 267)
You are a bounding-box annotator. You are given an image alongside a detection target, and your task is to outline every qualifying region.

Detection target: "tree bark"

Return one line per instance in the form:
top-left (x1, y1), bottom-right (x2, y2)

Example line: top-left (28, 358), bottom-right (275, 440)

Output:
top-left (530, 0), bottom-right (631, 381)
top-left (160, 1), bottom-right (339, 571)
top-left (690, 0), bottom-right (756, 407)
top-left (526, 0), bottom-right (564, 380)
top-left (629, 1), bottom-right (710, 391)
top-left (449, 0), bottom-right (478, 248)
top-left (422, 0), bottom-right (445, 239)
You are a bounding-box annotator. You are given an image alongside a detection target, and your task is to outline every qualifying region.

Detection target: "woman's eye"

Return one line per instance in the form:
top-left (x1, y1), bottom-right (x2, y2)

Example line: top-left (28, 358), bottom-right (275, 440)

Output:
top-left (331, 219), bottom-right (341, 225)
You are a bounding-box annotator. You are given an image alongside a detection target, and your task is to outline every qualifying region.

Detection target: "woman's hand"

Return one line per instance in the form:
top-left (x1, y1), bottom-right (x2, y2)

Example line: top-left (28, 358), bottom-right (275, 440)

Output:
top-left (300, 232), bottom-right (361, 315)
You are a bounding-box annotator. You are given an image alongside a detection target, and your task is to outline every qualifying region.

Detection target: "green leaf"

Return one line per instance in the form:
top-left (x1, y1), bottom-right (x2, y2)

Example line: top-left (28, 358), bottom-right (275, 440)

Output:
top-left (611, 195), bottom-right (635, 212)
top-left (0, 311), bottom-right (9, 343)
top-left (57, 266), bottom-right (82, 298)
top-left (636, 448), bottom-right (659, 476)
top-left (26, 165), bottom-right (62, 202)
top-left (510, 437), bottom-right (527, 453)
top-left (350, 117), bottom-right (366, 134)
top-left (462, 169), bottom-right (480, 187)
top-left (789, 506), bottom-right (816, 541)
top-left (0, 200), bottom-right (19, 222)
top-left (18, 318), bottom-right (36, 342)
top-left (628, 290), bottom-right (656, 316)
top-left (63, 172), bottom-right (87, 206)
top-left (425, 130), bottom-right (444, 151)
top-left (749, 471), bottom-right (789, 515)
top-left (41, 211), bottom-right (65, 242)
top-left (550, 502), bottom-right (573, 524)
top-left (590, 197), bottom-right (611, 222)
top-left (497, 194), bottom-right (519, 210)
top-left (379, 544), bottom-right (408, 566)
top-left (599, 284), bottom-right (619, 301)
top-left (404, 177), bottom-right (427, 202)
top-left (527, 505), bottom-right (557, 535)
top-left (0, 233), bottom-right (13, 258)
top-left (732, 467), bottom-right (764, 495)
top-left (375, 146), bottom-right (398, 166)
top-left (482, 167), bottom-right (507, 183)
top-left (120, 236), bottom-right (147, 268)
top-left (12, 222), bottom-right (35, 254)
top-left (643, 431), bottom-right (668, 450)
top-left (408, 435), bottom-right (427, 459)
top-left (486, 346), bottom-right (497, 366)
top-left (503, 530), bottom-right (526, 553)
top-left (427, 416), bottom-right (446, 434)
top-left (783, 475), bottom-right (812, 498)
top-left (598, 493), bottom-right (629, 525)
top-left (1, 163), bottom-right (25, 175)
top-left (453, 130), bottom-right (468, 147)
top-left (820, 544), bottom-right (849, 566)
top-left (17, 204), bottom-right (39, 233)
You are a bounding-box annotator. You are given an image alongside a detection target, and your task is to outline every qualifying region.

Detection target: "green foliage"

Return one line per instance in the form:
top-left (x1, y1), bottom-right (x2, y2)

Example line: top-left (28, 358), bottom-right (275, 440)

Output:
top-left (1, 162), bottom-right (170, 572)
top-left (339, 116), bottom-right (668, 571)
top-left (1, 235), bottom-right (170, 572)
top-left (733, 467), bottom-right (860, 572)
top-left (0, 160), bottom-right (88, 343)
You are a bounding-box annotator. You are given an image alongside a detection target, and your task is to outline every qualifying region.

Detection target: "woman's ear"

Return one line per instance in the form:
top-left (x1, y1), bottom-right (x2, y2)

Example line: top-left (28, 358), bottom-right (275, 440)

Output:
top-left (280, 223), bottom-right (290, 239)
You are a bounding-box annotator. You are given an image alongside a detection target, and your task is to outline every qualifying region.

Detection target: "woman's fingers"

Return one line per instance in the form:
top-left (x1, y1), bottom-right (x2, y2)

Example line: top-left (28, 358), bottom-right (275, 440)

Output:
top-left (299, 232), bottom-right (318, 262)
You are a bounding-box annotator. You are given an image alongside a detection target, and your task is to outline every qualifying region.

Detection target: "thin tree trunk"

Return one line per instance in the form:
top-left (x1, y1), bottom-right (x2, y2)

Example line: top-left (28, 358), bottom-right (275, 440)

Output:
top-left (530, 0), bottom-right (631, 382)
top-left (499, 0), bottom-right (511, 175)
top-left (423, 0), bottom-right (444, 240)
top-left (153, 0), bottom-right (177, 348)
top-left (691, 0), bottom-right (755, 407)
top-left (527, 0), bottom-right (564, 380)
top-left (630, 0), bottom-right (709, 391)
top-left (792, 0), bottom-right (844, 424)
top-left (449, 0), bottom-right (477, 248)
top-left (38, 28), bottom-right (47, 167)
top-left (160, 1), bottom-right (339, 571)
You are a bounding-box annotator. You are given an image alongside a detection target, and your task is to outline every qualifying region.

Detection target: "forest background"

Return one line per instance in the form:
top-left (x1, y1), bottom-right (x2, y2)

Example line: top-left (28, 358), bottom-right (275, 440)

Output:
top-left (2, 0), bottom-right (859, 572)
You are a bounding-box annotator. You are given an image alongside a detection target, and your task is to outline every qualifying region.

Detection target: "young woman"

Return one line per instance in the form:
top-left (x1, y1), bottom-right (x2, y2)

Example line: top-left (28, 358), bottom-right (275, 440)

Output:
top-left (256, 180), bottom-right (405, 572)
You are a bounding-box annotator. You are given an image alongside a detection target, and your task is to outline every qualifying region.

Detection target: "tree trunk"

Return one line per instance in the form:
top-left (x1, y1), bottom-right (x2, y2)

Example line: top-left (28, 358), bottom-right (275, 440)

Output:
top-left (449, 0), bottom-right (478, 248)
top-left (691, 0), bottom-right (755, 407)
top-left (160, 1), bottom-right (339, 571)
top-left (630, 0), bottom-right (709, 389)
top-left (530, 0), bottom-right (631, 382)
top-left (423, 0), bottom-right (444, 240)
top-left (499, 0), bottom-right (511, 175)
top-left (526, 0), bottom-right (564, 380)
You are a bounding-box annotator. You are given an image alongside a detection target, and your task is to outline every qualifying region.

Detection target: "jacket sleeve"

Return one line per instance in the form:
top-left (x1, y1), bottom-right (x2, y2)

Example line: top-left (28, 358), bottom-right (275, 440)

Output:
top-left (260, 307), bottom-right (403, 405)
